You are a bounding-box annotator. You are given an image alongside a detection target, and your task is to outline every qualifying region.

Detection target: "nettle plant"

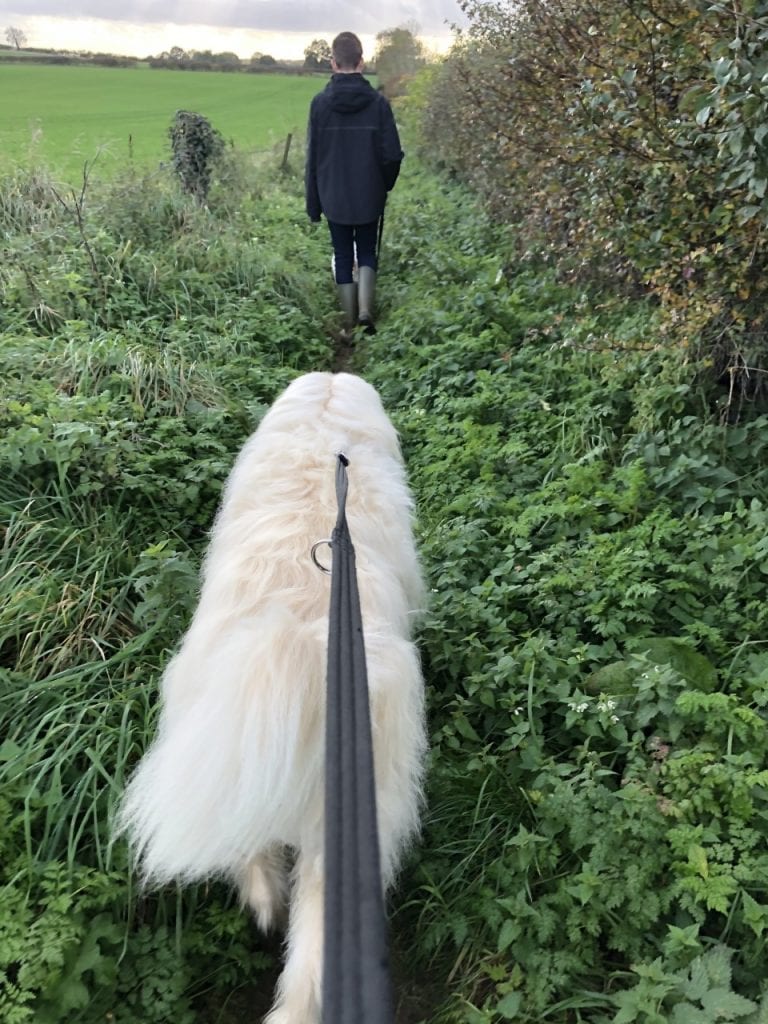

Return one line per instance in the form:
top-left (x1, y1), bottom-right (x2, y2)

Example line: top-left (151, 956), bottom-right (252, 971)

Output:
top-left (362, 169), bottom-right (768, 1020)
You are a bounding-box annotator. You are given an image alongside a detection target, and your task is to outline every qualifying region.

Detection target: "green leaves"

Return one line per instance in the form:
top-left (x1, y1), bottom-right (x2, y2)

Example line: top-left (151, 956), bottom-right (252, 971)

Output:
top-left (0, 147), bottom-right (333, 1024)
top-left (614, 947), bottom-right (757, 1023)
top-left (367, 164), bottom-right (768, 1020)
top-left (419, 0), bottom-right (768, 402)
top-left (168, 110), bottom-right (224, 202)
top-left (495, 991), bottom-right (522, 1018)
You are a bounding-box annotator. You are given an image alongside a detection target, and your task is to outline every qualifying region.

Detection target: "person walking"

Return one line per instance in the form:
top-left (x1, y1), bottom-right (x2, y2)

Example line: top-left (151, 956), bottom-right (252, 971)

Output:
top-left (305, 31), bottom-right (404, 335)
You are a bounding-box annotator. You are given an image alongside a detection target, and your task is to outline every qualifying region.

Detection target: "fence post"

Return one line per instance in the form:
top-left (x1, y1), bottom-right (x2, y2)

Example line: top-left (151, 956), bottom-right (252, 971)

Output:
top-left (281, 133), bottom-right (293, 171)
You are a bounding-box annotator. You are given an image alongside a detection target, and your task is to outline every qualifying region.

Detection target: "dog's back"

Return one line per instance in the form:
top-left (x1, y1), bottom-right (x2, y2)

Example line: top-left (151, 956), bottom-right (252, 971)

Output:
top-left (117, 372), bottom-right (426, 889)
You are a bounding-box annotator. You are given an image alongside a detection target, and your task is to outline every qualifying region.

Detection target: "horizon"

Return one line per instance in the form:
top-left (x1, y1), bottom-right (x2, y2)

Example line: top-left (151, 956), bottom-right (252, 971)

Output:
top-left (3, 11), bottom-right (463, 63)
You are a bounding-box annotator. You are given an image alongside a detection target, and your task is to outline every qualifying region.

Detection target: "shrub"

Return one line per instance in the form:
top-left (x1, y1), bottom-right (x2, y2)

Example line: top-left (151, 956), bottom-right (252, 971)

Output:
top-left (418, 0), bottom-right (768, 410)
top-left (168, 110), bottom-right (225, 202)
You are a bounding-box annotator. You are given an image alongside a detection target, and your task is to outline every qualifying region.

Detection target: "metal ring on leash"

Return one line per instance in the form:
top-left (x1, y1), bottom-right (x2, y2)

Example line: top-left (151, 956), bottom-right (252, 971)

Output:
top-left (311, 539), bottom-right (333, 574)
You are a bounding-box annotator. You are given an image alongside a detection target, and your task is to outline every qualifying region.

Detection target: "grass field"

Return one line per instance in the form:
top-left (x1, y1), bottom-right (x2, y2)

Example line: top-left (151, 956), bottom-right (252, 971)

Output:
top-left (0, 63), bottom-right (326, 182)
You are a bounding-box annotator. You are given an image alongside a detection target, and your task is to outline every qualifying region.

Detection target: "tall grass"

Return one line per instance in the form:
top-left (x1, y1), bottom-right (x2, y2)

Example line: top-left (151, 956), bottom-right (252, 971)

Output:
top-left (0, 150), bottom-right (336, 1023)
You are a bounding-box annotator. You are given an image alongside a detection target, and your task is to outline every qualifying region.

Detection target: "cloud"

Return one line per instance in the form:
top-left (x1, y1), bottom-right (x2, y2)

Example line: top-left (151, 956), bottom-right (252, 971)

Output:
top-left (6, 0), bottom-right (465, 35)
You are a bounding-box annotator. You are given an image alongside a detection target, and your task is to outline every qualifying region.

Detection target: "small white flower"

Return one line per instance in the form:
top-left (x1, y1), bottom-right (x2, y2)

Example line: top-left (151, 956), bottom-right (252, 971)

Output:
top-left (568, 700), bottom-right (589, 713)
top-left (610, 715), bottom-right (620, 724)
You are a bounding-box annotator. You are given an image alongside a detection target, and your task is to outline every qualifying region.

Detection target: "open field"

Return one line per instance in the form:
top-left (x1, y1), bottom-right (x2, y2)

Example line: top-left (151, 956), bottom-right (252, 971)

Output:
top-left (0, 63), bottom-right (325, 181)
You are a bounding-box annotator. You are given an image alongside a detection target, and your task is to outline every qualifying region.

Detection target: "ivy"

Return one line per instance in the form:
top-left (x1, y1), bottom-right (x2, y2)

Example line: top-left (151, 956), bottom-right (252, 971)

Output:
top-left (168, 110), bottom-right (225, 202)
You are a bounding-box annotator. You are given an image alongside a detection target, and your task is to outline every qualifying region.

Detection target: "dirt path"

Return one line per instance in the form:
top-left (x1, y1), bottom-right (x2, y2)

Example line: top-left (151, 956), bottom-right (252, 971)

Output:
top-left (198, 936), bottom-right (447, 1023)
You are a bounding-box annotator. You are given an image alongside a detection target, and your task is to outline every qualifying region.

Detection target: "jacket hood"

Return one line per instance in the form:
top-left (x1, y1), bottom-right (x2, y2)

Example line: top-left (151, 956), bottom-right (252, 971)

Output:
top-left (326, 73), bottom-right (377, 114)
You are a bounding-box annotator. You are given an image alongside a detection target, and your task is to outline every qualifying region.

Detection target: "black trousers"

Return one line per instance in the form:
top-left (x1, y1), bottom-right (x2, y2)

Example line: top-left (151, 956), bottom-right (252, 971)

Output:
top-left (327, 219), bottom-right (379, 284)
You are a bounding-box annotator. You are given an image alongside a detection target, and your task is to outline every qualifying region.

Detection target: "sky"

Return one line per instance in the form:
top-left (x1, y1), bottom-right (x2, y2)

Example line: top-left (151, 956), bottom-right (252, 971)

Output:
top-left (2, 0), bottom-right (467, 60)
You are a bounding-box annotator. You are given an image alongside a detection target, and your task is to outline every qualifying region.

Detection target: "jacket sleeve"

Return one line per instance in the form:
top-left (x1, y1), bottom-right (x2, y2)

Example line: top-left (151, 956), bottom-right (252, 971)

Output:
top-left (305, 102), bottom-right (322, 221)
top-left (378, 98), bottom-right (404, 193)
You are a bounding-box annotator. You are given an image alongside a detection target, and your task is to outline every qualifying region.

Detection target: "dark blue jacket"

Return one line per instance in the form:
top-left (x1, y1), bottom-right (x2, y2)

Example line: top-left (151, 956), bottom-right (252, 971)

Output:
top-left (305, 74), bottom-right (403, 225)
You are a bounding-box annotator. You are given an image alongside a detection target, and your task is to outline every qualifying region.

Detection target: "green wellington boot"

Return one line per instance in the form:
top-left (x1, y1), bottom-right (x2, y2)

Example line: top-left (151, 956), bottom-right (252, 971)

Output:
top-left (357, 266), bottom-right (377, 334)
top-left (336, 282), bottom-right (358, 335)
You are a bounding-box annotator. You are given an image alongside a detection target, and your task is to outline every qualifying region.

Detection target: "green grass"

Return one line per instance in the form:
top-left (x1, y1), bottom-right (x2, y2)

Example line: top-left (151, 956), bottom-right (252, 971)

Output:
top-left (0, 64), bottom-right (325, 182)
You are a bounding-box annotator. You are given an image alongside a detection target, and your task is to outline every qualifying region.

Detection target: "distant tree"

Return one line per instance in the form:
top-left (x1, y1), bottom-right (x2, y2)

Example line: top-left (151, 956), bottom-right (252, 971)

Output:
top-left (211, 51), bottom-right (241, 71)
top-left (190, 50), bottom-right (214, 70)
top-left (249, 52), bottom-right (277, 71)
top-left (251, 52), bottom-right (276, 66)
top-left (374, 25), bottom-right (426, 96)
top-left (5, 26), bottom-right (27, 50)
top-left (168, 46), bottom-right (186, 62)
top-left (150, 46), bottom-right (190, 69)
top-left (303, 38), bottom-right (331, 70)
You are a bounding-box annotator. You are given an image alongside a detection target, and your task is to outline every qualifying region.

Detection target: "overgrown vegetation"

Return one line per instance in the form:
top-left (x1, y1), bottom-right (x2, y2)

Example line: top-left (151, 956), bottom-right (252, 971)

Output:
top-left (2, 45), bottom-right (768, 1023)
top-left (0, 152), bottom-right (333, 1023)
top-left (418, 0), bottom-right (768, 412)
top-left (372, 164), bottom-right (768, 1021)
top-left (169, 110), bottom-right (225, 201)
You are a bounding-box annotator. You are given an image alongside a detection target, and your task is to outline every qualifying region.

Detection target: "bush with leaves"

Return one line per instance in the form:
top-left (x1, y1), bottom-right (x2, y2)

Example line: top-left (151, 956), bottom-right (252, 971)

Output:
top-left (168, 110), bottom-right (225, 202)
top-left (373, 26), bottom-right (427, 98)
top-left (419, 0), bottom-right (768, 407)
top-left (359, 162), bottom-right (768, 1021)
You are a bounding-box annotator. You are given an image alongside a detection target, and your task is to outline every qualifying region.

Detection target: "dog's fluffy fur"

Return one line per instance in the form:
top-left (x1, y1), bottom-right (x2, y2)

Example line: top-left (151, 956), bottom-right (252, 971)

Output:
top-left (117, 371), bottom-right (426, 1024)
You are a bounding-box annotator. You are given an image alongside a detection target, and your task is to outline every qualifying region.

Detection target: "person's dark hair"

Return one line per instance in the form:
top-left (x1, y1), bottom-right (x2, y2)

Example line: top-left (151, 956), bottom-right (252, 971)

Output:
top-left (332, 32), bottom-right (363, 70)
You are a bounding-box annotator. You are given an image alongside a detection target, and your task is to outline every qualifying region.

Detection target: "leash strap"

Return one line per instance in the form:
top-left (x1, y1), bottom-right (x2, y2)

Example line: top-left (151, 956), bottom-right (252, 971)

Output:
top-left (376, 208), bottom-right (385, 264)
top-left (322, 454), bottom-right (394, 1024)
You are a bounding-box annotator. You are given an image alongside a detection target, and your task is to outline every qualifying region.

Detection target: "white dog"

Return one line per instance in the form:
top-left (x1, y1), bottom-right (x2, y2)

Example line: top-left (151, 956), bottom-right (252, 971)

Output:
top-left (117, 371), bottom-right (427, 1024)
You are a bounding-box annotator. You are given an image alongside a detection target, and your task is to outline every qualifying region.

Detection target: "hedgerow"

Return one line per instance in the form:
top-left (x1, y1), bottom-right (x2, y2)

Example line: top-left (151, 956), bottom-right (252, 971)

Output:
top-left (417, 0), bottom-right (768, 411)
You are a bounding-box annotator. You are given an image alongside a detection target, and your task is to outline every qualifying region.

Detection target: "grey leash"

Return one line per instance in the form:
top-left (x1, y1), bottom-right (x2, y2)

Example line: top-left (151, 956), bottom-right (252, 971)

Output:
top-left (317, 453), bottom-right (394, 1024)
top-left (376, 207), bottom-right (385, 264)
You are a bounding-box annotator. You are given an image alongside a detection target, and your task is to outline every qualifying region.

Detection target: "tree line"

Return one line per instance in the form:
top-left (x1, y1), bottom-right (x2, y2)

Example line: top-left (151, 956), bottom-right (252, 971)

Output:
top-left (153, 27), bottom-right (429, 92)
top-left (148, 48), bottom-right (283, 73)
top-left (3, 24), bottom-right (429, 94)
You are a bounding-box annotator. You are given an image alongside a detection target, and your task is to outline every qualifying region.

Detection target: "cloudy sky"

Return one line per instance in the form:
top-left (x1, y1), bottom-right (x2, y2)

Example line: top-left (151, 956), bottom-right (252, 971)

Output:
top-left (3, 0), bottom-right (467, 59)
